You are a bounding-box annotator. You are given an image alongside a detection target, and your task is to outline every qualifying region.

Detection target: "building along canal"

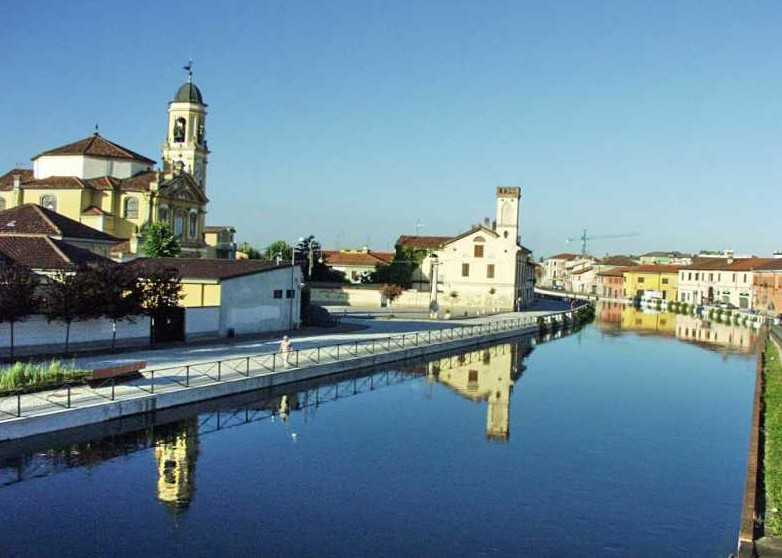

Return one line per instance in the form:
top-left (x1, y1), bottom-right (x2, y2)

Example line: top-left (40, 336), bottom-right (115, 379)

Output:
top-left (0, 304), bottom-right (759, 557)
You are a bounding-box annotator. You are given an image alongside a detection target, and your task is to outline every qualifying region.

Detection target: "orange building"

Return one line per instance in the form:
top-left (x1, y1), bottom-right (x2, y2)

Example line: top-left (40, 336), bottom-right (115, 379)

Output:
top-left (753, 260), bottom-right (782, 316)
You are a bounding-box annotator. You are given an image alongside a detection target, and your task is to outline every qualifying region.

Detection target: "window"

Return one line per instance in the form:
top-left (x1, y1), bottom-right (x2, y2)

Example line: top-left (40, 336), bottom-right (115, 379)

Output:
top-left (474, 244), bottom-right (484, 258)
top-left (661, 278), bottom-right (669, 285)
top-left (732, 273), bottom-right (736, 282)
top-left (695, 273), bottom-right (699, 281)
top-left (124, 197), bottom-right (138, 219)
top-left (743, 274), bottom-right (748, 283)
top-left (638, 277), bottom-right (645, 284)
top-left (462, 263), bottom-right (470, 277)
top-left (173, 117), bottom-right (186, 143)
top-left (718, 274), bottom-right (721, 282)
top-left (286, 289), bottom-right (295, 299)
top-left (273, 290), bottom-right (283, 299)
top-left (709, 273), bottom-right (713, 281)
top-left (40, 195), bottom-right (57, 212)
top-left (189, 212), bottom-right (198, 238)
top-left (487, 264), bottom-right (495, 279)
top-left (159, 206), bottom-right (169, 223)
top-left (174, 212), bottom-right (184, 237)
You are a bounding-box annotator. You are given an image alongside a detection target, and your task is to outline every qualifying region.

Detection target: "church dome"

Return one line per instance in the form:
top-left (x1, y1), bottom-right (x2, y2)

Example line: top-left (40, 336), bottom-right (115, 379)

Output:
top-left (174, 82), bottom-right (204, 104)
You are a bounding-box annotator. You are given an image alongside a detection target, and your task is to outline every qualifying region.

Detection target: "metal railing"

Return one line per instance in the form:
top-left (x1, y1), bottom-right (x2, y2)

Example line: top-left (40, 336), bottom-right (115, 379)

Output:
top-left (0, 304), bottom-right (593, 423)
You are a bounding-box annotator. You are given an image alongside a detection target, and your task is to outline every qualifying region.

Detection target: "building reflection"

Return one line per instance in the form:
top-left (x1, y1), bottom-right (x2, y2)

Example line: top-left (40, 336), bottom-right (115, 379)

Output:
top-left (593, 301), bottom-right (757, 354)
top-left (426, 340), bottom-right (533, 442)
top-left (154, 418), bottom-right (199, 513)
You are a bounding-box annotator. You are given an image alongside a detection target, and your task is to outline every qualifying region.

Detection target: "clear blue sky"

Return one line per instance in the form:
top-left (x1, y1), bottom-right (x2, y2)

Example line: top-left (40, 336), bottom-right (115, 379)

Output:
top-left (2, 1), bottom-right (780, 257)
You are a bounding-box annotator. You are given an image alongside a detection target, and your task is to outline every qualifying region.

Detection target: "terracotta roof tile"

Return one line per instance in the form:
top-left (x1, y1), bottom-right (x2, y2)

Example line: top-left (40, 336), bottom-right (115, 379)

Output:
top-left (598, 256), bottom-right (639, 266)
top-left (396, 235), bottom-right (452, 250)
top-left (623, 264), bottom-right (683, 273)
top-left (0, 204), bottom-right (118, 241)
top-left (0, 235), bottom-right (111, 269)
top-left (125, 258), bottom-right (292, 280)
top-left (33, 133), bottom-right (155, 165)
top-left (20, 176), bottom-right (88, 190)
top-left (682, 257), bottom-right (775, 272)
top-left (0, 168), bottom-right (33, 191)
top-left (323, 250), bottom-right (394, 267)
top-left (548, 253), bottom-right (581, 261)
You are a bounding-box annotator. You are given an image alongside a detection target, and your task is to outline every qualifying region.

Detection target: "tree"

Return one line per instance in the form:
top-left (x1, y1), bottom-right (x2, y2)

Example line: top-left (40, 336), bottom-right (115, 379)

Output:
top-left (143, 222), bottom-right (181, 258)
top-left (381, 284), bottom-right (403, 305)
top-left (138, 265), bottom-right (182, 314)
top-left (42, 268), bottom-right (95, 354)
top-left (370, 245), bottom-right (425, 288)
top-left (264, 240), bottom-right (292, 263)
top-left (86, 263), bottom-right (144, 349)
top-left (237, 242), bottom-right (263, 260)
top-left (0, 264), bottom-right (40, 359)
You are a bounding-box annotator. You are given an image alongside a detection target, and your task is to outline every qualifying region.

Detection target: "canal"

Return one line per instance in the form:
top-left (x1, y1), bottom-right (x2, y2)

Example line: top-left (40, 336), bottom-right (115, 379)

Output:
top-left (0, 305), bottom-right (759, 557)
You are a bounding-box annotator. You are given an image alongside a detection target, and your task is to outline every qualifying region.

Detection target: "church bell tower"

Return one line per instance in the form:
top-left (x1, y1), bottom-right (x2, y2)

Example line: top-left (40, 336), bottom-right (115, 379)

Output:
top-left (162, 62), bottom-right (209, 190)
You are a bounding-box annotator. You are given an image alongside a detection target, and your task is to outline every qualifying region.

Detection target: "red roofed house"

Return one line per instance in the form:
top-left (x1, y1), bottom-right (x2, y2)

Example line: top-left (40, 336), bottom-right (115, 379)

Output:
top-left (322, 248), bottom-right (394, 283)
top-left (0, 69), bottom-right (233, 258)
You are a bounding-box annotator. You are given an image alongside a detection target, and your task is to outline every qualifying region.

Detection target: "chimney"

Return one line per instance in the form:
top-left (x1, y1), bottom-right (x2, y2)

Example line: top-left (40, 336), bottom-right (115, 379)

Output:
top-left (12, 174), bottom-right (20, 190)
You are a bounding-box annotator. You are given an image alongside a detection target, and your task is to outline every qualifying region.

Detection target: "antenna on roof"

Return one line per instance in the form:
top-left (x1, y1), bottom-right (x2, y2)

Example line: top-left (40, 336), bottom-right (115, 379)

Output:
top-left (94, 123), bottom-right (99, 136)
top-left (415, 219), bottom-right (424, 235)
top-left (183, 59), bottom-right (193, 82)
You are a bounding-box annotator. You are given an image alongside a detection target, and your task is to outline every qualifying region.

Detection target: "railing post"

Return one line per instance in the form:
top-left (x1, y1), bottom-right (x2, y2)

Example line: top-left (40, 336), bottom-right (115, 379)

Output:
top-left (317, 346), bottom-right (321, 363)
top-left (67, 384), bottom-right (71, 408)
top-left (17, 391), bottom-right (21, 417)
top-left (416, 332), bottom-right (419, 345)
top-left (151, 370), bottom-right (155, 394)
top-left (246, 356), bottom-right (250, 376)
top-left (111, 378), bottom-right (115, 401)
top-left (337, 345), bottom-right (340, 360)
top-left (355, 341), bottom-right (358, 355)
top-left (272, 354), bottom-right (276, 372)
top-left (402, 334), bottom-right (405, 347)
top-left (217, 361), bottom-right (222, 381)
top-left (296, 350), bottom-right (299, 368)
top-left (186, 365), bottom-right (190, 386)
top-left (428, 330), bottom-right (432, 344)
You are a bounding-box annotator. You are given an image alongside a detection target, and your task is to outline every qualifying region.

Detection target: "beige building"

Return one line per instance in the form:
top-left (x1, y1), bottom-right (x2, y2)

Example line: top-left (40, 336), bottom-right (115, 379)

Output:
top-left (408, 188), bottom-right (534, 312)
top-left (203, 226), bottom-right (236, 260)
top-left (322, 248), bottom-right (394, 283)
top-left (0, 68), bottom-right (232, 258)
top-left (677, 258), bottom-right (774, 309)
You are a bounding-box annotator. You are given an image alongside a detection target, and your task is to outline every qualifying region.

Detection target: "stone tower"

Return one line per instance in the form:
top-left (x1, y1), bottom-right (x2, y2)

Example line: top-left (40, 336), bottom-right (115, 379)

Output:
top-left (495, 186), bottom-right (521, 244)
top-left (162, 64), bottom-right (209, 190)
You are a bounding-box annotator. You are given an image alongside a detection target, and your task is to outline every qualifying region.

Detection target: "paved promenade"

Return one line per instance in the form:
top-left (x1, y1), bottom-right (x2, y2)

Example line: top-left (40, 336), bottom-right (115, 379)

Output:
top-left (0, 301), bottom-right (580, 441)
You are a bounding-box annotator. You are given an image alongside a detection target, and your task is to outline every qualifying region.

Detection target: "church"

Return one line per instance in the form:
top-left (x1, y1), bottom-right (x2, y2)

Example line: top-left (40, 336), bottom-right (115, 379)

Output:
top-left (0, 68), bottom-right (216, 258)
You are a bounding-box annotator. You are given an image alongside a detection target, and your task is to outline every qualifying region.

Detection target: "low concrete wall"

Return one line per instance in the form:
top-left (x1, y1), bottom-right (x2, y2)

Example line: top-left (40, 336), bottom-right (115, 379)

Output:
top-left (0, 323), bottom-right (542, 441)
top-left (0, 315), bottom-right (151, 357)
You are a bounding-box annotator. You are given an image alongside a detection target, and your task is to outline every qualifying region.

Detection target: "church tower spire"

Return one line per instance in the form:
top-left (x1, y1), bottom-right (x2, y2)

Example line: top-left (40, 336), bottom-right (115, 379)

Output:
top-left (162, 62), bottom-right (209, 190)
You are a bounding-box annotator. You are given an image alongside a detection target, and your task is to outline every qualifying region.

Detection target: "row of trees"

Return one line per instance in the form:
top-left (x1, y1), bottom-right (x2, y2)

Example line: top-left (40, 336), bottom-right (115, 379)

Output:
top-left (238, 236), bottom-right (345, 282)
top-left (0, 263), bottom-right (182, 357)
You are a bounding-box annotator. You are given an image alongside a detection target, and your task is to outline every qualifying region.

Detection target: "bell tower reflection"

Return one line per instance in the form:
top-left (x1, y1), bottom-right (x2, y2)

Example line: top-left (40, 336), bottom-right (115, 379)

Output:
top-left (154, 418), bottom-right (199, 512)
top-left (428, 340), bottom-right (531, 441)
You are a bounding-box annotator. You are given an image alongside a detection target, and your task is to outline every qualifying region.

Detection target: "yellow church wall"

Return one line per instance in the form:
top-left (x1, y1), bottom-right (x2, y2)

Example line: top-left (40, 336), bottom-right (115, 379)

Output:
top-left (21, 189), bottom-right (86, 222)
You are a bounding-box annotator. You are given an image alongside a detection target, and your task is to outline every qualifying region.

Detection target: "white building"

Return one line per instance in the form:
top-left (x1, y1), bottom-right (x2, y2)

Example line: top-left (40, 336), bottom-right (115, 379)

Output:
top-left (416, 187), bottom-right (535, 312)
top-left (677, 258), bottom-right (774, 310)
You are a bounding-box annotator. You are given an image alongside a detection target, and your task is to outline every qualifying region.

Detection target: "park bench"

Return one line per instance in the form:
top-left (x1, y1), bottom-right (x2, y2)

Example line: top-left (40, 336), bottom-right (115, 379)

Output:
top-left (89, 361), bottom-right (146, 386)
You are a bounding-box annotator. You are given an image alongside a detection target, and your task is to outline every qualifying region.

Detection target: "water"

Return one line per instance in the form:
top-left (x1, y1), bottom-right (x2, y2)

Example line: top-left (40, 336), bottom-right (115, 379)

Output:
top-left (0, 306), bottom-right (758, 557)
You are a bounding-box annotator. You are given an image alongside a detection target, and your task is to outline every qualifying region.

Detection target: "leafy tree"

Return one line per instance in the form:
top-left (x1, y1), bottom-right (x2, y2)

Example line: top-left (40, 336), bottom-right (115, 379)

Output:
top-left (264, 240), bottom-right (292, 263)
top-left (237, 242), bottom-right (263, 260)
top-left (0, 264), bottom-right (40, 359)
top-left (42, 268), bottom-right (96, 354)
top-left (143, 222), bottom-right (181, 258)
top-left (85, 263), bottom-right (144, 349)
top-left (381, 284), bottom-right (403, 304)
top-left (137, 266), bottom-right (182, 314)
top-left (370, 246), bottom-right (426, 288)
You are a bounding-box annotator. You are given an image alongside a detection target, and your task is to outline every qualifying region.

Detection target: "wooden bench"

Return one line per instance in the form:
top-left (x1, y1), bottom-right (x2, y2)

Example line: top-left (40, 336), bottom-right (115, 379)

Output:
top-left (89, 361), bottom-right (146, 385)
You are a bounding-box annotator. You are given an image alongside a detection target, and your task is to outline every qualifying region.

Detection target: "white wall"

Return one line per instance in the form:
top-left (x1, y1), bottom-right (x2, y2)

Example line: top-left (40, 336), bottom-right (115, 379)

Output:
top-left (185, 307), bottom-right (219, 338)
top-left (0, 314), bottom-right (150, 354)
top-left (310, 286), bottom-right (383, 307)
top-left (34, 155), bottom-right (151, 180)
top-left (219, 267), bottom-right (303, 335)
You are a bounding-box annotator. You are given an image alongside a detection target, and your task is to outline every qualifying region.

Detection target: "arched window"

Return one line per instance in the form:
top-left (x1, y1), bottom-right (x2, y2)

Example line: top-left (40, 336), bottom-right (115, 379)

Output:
top-left (188, 212), bottom-right (198, 238)
top-left (173, 117), bottom-right (186, 143)
top-left (0, 198), bottom-right (6, 211)
top-left (124, 197), bottom-right (139, 219)
top-left (158, 205), bottom-right (169, 224)
top-left (40, 195), bottom-right (57, 212)
top-left (174, 211), bottom-right (185, 237)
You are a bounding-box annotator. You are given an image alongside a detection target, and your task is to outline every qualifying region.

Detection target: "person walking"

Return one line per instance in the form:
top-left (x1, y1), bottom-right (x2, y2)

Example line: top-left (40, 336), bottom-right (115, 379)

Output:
top-left (279, 335), bottom-right (293, 367)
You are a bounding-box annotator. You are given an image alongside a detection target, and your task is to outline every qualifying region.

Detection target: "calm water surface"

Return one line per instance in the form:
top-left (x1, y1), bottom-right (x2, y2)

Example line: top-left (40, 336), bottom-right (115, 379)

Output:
top-left (0, 307), bottom-right (758, 557)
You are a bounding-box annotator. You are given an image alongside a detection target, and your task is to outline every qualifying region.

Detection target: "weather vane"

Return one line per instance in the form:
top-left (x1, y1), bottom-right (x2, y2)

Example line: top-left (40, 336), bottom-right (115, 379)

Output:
top-left (183, 59), bottom-right (193, 82)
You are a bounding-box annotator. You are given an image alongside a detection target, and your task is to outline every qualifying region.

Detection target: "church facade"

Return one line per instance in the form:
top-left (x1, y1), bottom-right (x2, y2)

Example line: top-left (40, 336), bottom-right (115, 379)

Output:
top-left (0, 71), bottom-right (213, 258)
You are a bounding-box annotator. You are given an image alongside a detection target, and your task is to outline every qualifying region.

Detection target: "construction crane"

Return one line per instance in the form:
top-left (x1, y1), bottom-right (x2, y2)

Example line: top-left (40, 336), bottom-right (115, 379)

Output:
top-left (566, 229), bottom-right (640, 256)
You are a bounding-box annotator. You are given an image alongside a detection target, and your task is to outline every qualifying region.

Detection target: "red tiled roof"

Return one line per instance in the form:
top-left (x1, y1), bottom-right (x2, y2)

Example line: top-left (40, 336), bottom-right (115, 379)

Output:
top-left (125, 258), bottom-right (292, 280)
top-left (0, 204), bottom-right (118, 242)
top-left (19, 176), bottom-right (88, 190)
top-left (598, 256), bottom-right (638, 266)
top-left (753, 259), bottom-right (782, 271)
top-left (33, 133), bottom-right (155, 165)
top-left (110, 240), bottom-right (131, 254)
top-left (624, 264), bottom-right (683, 273)
top-left (682, 257), bottom-right (776, 272)
top-left (0, 168), bottom-right (33, 191)
top-left (597, 266), bottom-right (634, 277)
top-left (0, 235), bottom-right (112, 269)
top-left (120, 171), bottom-right (157, 192)
top-left (396, 235), bottom-right (452, 250)
top-left (82, 206), bottom-right (111, 216)
top-left (323, 250), bottom-right (394, 267)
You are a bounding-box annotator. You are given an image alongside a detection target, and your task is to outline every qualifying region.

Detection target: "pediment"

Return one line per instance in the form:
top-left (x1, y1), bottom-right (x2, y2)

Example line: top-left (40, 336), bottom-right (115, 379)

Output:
top-left (158, 173), bottom-right (208, 204)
